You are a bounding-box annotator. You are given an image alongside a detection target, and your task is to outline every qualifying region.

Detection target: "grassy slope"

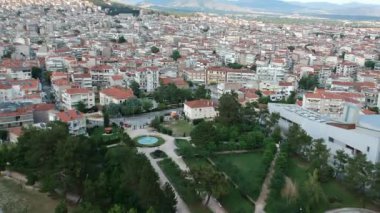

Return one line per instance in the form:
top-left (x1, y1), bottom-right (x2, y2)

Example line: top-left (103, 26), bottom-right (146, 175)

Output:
top-left (0, 178), bottom-right (60, 213)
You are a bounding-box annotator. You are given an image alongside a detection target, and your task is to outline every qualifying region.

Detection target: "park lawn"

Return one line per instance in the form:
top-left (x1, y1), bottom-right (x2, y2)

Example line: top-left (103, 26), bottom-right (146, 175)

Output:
top-left (0, 178), bottom-right (61, 213)
top-left (184, 157), bottom-right (254, 213)
top-left (158, 158), bottom-right (211, 213)
top-left (212, 152), bottom-right (267, 200)
top-left (164, 120), bottom-right (193, 137)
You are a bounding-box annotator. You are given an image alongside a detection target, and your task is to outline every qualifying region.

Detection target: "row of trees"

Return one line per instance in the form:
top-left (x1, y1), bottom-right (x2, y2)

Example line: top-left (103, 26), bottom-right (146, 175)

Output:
top-left (153, 84), bottom-right (210, 105)
top-left (1, 122), bottom-right (176, 212)
top-left (268, 123), bottom-right (380, 211)
top-left (104, 98), bottom-right (154, 117)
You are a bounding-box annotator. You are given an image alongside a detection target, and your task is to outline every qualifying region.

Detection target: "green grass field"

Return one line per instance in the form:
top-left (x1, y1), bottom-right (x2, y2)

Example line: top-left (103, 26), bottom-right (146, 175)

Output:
top-left (0, 178), bottom-right (60, 213)
top-left (184, 157), bottom-right (254, 213)
top-left (212, 152), bottom-right (267, 200)
top-left (164, 120), bottom-right (193, 137)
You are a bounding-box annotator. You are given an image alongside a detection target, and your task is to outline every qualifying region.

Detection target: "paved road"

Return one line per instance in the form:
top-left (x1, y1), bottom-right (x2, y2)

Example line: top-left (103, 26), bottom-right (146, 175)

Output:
top-left (130, 129), bottom-right (226, 213)
top-left (111, 108), bottom-right (183, 128)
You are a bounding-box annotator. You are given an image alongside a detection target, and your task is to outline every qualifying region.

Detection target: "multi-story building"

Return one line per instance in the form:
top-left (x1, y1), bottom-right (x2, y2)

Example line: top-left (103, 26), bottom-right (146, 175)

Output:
top-left (134, 67), bottom-right (159, 92)
top-left (90, 64), bottom-right (117, 88)
top-left (256, 65), bottom-right (286, 81)
top-left (302, 89), bottom-right (365, 118)
top-left (62, 88), bottom-right (95, 110)
top-left (269, 103), bottom-right (380, 164)
top-left (71, 73), bottom-right (92, 89)
top-left (184, 99), bottom-right (218, 120)
top-left (336, 61), bottom-right (358, 77)
top-left (99, 86), bottom-right (135, 105)
top-left (0, 106), bottom-right (33, 129)
top-left (183, 69), bottom-right (205, 84)
top-left (206, 67), bottom-right (255, 85)
top-left (55, 109), bottom-right (86, 135)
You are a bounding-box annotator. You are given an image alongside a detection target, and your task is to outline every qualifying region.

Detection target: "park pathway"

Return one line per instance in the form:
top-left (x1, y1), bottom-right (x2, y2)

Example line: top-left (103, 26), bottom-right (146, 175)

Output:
top-left (131, 129), bottom-right (226, 213)
top-left (254, 148), bottom-right (279, 213)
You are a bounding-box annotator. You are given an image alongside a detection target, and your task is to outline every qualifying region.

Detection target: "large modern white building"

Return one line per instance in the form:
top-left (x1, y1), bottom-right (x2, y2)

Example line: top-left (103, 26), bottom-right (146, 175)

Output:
top-left (269, 103), bottom-right (380, 164)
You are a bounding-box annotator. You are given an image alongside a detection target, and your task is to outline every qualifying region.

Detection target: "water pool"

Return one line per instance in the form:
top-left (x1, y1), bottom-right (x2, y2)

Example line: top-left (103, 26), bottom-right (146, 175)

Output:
top-left (137, 136), bottom-right (159, 145)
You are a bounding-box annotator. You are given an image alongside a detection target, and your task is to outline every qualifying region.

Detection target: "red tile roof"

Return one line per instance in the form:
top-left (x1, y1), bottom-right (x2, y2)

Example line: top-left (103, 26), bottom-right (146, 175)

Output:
top-left (160, 77), bottom-right (188, 87)
top-left (65, 88), bottom-right (92, 95)
top-left (100, 86), bottom-right (135, 100)
top-left (111, 75), bottom-right (123, 81)
top-left (56, 110), bottom-right (84, 122)
top-left (33, 103), bottom-right (55, 111)
top-left (185, 99), bottom-right (215, 108)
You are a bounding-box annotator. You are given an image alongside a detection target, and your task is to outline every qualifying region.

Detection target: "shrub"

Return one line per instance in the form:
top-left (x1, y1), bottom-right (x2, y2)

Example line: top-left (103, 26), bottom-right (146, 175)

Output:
top-left (192, 119), bottom-right (204, 125)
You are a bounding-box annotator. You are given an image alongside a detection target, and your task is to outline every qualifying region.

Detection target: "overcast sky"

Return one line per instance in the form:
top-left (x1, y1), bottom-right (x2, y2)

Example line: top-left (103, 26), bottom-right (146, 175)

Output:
top-left (284, 0), bottom-right (380, 4)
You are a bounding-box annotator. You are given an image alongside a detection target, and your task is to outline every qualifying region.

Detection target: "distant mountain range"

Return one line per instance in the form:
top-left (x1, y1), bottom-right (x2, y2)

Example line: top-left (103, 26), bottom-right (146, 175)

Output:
top-left (118, 0), bottom-right (380, 18)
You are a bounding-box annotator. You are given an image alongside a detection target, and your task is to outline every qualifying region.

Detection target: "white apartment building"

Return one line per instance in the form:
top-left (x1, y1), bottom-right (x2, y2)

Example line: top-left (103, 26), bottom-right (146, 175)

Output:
top-left (184, 99), bottom-right (218, 120)
top-left (269, 103), bottom-right (380, 164)
top-left (226, 69), bottom-right (256, 83)
top-left (54, 109), bottom-right (86, 135)
top-left (256, 65), bottom-right (286, 82)
top-left (302, 89), bottom-right (364, 118)
top-left (90, 64), bottom-right (118, 88)
top-left (336, 62), bottom-right (358, 77)
top-left (134, 67), bottom-right (159, 92)
top-left (183, 69), bottom-right (206, 84)
top-left (62, 88), bottom-right (95, 110)
top-left (46, 57), bottom-right (68, 72)
top-left (71, 73), bottom-right (92, 89)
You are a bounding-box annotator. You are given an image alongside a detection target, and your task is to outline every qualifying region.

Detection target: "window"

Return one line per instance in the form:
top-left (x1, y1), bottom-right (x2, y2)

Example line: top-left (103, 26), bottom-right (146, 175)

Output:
top-left (328, 137), bottom-right (334, 143)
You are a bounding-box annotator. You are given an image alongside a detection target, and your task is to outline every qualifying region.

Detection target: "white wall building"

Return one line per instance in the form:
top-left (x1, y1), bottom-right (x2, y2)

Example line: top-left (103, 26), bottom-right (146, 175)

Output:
top-left (269, 103), bottom-right (380, 164)
top-left (134, 67), bottom-right (159, 92)
top-left (54, 110), bottom-right (86, 135)
top-left (62, 88), bottom-right (95, 110)
top-left (184, 99), bottom-right (218, 120)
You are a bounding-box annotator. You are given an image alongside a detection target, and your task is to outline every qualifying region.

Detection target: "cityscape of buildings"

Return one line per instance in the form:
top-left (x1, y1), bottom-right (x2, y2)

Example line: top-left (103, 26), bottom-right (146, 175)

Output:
top-left (0, 0), bottom-right (380, 212)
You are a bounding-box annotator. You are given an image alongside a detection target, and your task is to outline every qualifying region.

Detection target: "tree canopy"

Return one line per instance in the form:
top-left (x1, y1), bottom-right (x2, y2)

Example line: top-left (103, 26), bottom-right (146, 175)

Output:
top-left (6, 122), bottom-right (176, 212)
top-left (171, 50), bottom-right (181, 61)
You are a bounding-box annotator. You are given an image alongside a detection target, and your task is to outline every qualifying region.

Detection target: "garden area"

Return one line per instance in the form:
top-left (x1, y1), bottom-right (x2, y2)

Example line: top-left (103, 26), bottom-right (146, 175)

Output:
top-left (266, 157), bottom-right (380, 213)
top-left (163, 119), bottom-right (193, 137)
top-left (184, 157), bottom-right (254, 213)
top-left (87, 126), bottom-right (124, 144)
top-left (212, 152), bottom-right (267, 200)
top-left (0, 178), bottom-right (60, 213)
top-left (158, 158), bottom-right (211, 213)
top-left (265, 124), bottom-right (380, 213)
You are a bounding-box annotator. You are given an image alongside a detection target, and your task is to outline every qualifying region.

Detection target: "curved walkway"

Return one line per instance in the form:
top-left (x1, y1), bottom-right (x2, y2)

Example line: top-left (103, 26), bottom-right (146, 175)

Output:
top-left (325, 208), bottom-right (378, 213)
top-left (129, 128), bottom-right (226, 213)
